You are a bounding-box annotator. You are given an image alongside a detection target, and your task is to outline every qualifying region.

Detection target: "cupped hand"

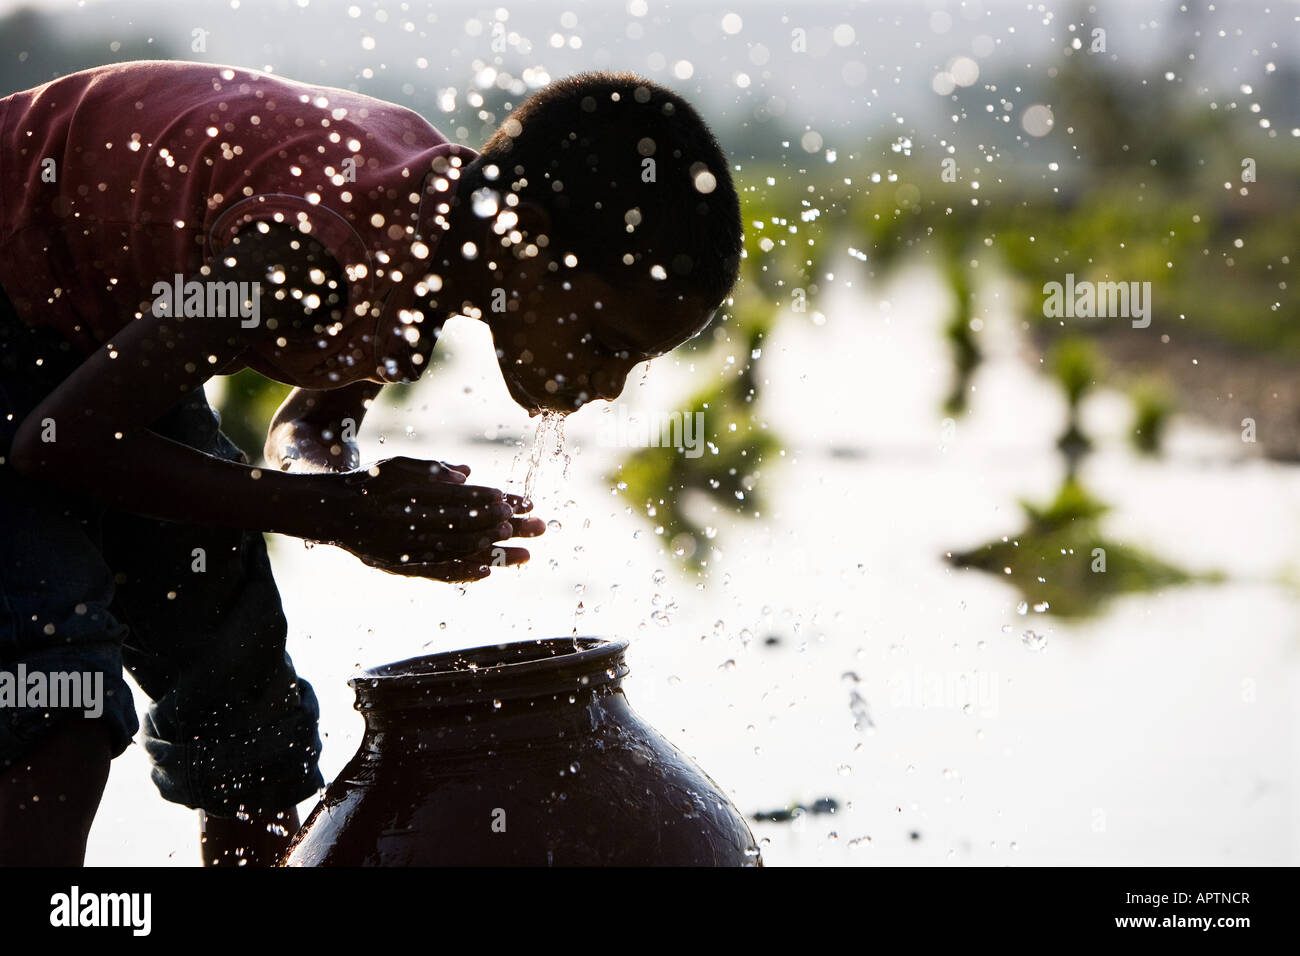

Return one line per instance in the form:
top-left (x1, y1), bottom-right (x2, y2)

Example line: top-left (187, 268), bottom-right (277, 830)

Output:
top-left (315, 456), bottom-right (544, 581)
top-left (265, 419), bottom-right (361, 474)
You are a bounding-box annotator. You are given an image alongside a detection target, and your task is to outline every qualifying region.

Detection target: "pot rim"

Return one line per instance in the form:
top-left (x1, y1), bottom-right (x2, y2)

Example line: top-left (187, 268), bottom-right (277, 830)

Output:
top-left (350, 636), bottom-right (630, 711)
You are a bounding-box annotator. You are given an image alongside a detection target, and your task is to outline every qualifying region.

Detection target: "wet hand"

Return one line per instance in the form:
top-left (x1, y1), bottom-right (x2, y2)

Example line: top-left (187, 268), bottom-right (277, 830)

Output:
top-left (317, 456), bottom-right (544, 581)
top-left (265, 419), bottom-right (360, 474)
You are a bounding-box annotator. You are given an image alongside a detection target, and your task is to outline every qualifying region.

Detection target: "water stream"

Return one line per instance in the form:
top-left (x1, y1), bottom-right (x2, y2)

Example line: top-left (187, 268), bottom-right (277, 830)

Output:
top-left (513, 409), bottom-right (570, 504)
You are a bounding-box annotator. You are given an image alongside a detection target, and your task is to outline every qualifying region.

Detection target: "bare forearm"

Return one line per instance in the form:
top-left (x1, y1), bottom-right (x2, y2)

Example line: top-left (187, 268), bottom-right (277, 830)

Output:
top-left (12, 423), bottom-right (342, 537)
top-left (269, 382), bottom-right (382, 435)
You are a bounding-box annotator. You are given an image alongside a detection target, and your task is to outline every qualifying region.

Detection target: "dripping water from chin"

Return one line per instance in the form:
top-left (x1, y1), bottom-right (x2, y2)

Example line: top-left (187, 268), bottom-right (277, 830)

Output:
top-left (513, 409), bottom-right (569, 504)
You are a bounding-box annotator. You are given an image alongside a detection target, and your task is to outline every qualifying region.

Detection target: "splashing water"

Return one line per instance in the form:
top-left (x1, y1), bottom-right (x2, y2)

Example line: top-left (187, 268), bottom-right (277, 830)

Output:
top-left (513, 410), bottom-right (570, 503)
top-left (509, 410), bottom-right (584, 652)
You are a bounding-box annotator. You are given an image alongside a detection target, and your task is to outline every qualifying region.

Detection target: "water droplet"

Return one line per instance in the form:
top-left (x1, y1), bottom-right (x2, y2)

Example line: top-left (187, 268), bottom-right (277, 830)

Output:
top-left (1021, 629), bottom-right (1047, 651)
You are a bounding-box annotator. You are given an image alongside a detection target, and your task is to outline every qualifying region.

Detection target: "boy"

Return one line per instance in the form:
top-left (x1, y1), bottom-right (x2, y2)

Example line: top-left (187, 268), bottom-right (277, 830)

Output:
top-left (0, 61), bottom-right (741, 865)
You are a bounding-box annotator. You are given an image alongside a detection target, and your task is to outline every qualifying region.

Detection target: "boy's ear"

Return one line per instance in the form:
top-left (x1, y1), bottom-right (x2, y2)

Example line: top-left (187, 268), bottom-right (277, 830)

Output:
top-left (512, 200), bottom-right (552, 247)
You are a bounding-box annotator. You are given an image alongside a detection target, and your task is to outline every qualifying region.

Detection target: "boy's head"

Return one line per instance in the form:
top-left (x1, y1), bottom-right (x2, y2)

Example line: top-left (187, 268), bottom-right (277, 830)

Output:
top-left (457, 72), bottom-right (742, 414)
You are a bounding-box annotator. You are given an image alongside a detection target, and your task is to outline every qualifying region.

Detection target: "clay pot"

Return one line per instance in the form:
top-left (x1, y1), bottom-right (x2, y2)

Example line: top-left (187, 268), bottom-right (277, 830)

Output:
top-left (282, 637), bottom-right (761, 866)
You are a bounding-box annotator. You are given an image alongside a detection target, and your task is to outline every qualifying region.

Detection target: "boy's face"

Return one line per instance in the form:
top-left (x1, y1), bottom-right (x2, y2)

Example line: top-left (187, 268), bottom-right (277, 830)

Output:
top-left (486, 255), bottom-right (715, 416)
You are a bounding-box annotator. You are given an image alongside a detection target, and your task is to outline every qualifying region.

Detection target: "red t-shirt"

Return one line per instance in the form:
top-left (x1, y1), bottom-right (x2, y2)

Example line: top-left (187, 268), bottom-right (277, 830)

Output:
top-left (0, 60), bottom-right (477, 385)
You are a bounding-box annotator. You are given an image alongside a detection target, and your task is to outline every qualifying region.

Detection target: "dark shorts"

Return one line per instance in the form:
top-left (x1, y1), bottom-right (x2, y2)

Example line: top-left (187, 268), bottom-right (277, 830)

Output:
top-left (0, 287), bottom-right (322, 816)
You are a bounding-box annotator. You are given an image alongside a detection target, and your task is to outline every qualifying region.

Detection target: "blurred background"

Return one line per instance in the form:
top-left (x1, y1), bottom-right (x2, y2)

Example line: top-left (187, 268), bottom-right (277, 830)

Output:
top-left (3, 0), bottom-right (1296, 865)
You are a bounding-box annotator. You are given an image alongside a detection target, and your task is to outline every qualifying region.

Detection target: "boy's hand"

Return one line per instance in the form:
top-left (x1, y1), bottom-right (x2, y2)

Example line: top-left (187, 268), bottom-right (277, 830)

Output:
top-left (264, 381), bottom-right (382, 473)
top-left (265, 419), bottom-right (361, 473)
top-left (316, 456), bottom-right (543, 581)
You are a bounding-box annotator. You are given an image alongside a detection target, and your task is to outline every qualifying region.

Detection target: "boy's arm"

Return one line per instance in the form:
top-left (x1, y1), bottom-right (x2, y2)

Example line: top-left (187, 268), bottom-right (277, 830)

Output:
top-left (10, 226), bottom-right (334, 535)
top-left (9, 225), bottom-right (536, 579)
top-left (267, 385), bottom-right (473, 481)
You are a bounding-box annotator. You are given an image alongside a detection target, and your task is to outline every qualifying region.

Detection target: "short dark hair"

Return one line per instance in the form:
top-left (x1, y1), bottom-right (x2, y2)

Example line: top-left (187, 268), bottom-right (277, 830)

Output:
top-left (466, 72), bottom-right (741, 309)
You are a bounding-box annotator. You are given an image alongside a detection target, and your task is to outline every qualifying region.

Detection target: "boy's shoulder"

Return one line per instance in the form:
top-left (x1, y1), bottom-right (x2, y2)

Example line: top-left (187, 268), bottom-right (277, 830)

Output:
top-left (0, 60), bottom-right (467, 367)
top-left (6, 59), bottom-right (431, 132)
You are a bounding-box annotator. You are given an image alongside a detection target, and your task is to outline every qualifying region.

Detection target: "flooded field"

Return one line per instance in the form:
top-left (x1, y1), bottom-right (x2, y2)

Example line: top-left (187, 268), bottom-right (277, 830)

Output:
top-left (86, 262), bottom-right (1300, 866)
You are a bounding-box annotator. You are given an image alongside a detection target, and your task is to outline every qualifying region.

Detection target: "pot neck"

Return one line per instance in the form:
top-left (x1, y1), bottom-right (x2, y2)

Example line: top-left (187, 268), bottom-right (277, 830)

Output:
top-left (350, 636), bottom-right (629, 719)
top-left (359, 685), bottom-right (633, 757)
